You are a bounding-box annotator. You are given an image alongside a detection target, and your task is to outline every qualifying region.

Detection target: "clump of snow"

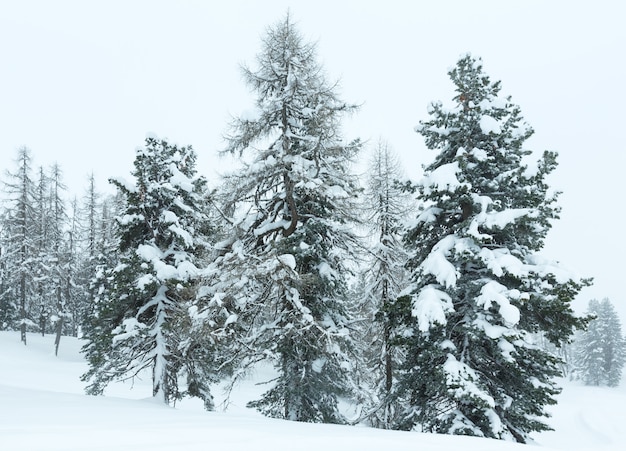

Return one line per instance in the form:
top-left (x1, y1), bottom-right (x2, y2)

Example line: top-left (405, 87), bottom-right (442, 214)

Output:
top-left (412, 285), bottom-right (454, 332)
top-left (475, 280), bottom-right (521, 326)
top-left (136, 244), bottom-right (195, 283)
top-left (421, 235), bottom-right (458, 288)
top-left (110, 176), bottom-right (137, 193)
top-left (277, 254), bottom-right (296, 270)
top-left (137, 243), bottom-right (162, 262)
top-left (317, 261), bottom-right (337, 280)
top-left (478, 248), bottom-right (525, 278)
top-left (469, 147), bottom-right (489, 161)
top-left (479, 115), bottom-right (502, 134)
top-left (136, 274), bottom-right (156, 290)
top-left (253, 219), bottom-right (291, 237)
top-left (415, 206), bottom-right (442, 225)
top-left (474, 317), bottom-right (509, 340)
top-left (478, 97), bottom-right (507, 110)
top-left (168, 163), bottom-right (194, 192)
top-left (311, 357), bottom-right (326, 373)
top-left (421, 161), bottom-right (468, 194)
top-left (467, 194), bottom-right (533, 241)
top-left (526, 254), bottom-right (581, 284)
top-left (162, 210), bottom-right (178, 224)
top-left (169, 224), bottom-right (194, 248)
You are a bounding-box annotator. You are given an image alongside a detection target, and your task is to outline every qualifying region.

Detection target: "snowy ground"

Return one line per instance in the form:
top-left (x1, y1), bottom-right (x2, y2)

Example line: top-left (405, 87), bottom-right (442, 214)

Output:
top-left (1, 332), bottom-right (624, 451)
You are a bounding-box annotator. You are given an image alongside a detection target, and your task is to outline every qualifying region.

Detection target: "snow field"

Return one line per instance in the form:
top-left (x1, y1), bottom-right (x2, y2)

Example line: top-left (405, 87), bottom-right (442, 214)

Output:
top-left (1, 332), bottom-right (624, 451)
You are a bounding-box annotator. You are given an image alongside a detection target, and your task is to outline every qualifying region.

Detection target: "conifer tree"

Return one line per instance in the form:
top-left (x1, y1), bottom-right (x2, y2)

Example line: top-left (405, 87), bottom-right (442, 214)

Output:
top-left (83, 191), bottom-right (124, 337)
top-left (202, 14), bottom-right (362, 423)
top-left (46, 164), bottom-right (70, 353)
top-left (359, 140), bottom-right (410, 428)
top-left (394, 55), bottom-right (589, 442)
top-left (75, 174), bottom-right (104, 333)
top-left (32, 166), bottom-right (51, 335)
top-left (63, 197), bottom-right (84, 338)
top-left (0, 222), bottom-right (15, 330)
top-left (1, 147), bottom-right (37, 343)
top-left (82, 137), bottom-right (216, 408)
top-left (574, 298), bottom-right (626, 387)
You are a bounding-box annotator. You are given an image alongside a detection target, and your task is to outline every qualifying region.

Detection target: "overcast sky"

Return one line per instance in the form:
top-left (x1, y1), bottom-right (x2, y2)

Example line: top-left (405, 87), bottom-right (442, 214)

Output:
top-left (1, 0), bottom-right (625, 320)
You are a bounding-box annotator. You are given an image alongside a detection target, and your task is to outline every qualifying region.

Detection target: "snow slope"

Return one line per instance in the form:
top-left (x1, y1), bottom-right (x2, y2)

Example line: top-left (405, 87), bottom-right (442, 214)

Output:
top-left (0, 332), bottom-right (624, 451)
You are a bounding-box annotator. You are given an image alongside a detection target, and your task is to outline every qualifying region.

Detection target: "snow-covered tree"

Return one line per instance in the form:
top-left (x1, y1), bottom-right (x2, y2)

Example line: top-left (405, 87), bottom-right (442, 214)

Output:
top-left (200, 14), bottom-right (362, 423)
top-left (393, 55), bottom-right (589, 442)
top-left (82, 189), bottom-right (124, 338)
top-left (32, 166), bottom-right (52, 335)
top-left (43, 164), bottom-right (72, 353)
top-left (61, 197), bottom-right (84, 338)
top-left (0, 222), bottom-right (15, 330)
top-left (358, 140), bottom-right (411, 428)
top-left (1, 147), bottom-right (38, 343)
top-left (82, 137), bottom-right (216, 408)
top-left (573, 298), bottom-right (626, 387)
top-left (69, 174), bottom-right (102, 335)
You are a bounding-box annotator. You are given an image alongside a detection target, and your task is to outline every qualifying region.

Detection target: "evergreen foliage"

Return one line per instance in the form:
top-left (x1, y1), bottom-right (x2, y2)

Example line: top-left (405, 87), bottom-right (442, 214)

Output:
top-left (393, 54), bottom-right (590, 442)
top-left (200, 14), bottom-right (362, 423)
top-left (81, 137), bottom-right (217, 408)
top-left (573, 298), bottom-right (626, 387)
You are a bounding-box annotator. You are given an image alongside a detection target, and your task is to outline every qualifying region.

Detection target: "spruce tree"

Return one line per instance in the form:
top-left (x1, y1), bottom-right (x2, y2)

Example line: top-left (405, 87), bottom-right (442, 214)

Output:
top-left (394, 55), bottom-right (589, 442)
top-left (202, 14), bottom-right (362, 423)
top-left (81, 137), bottom-right (216, 408)
top-left (574, 298), bottom-right (626, 387)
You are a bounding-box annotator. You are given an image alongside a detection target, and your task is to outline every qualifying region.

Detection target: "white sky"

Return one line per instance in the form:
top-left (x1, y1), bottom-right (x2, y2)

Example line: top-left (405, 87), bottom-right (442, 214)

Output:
top-left (1, 0), bottom-right (625, 320)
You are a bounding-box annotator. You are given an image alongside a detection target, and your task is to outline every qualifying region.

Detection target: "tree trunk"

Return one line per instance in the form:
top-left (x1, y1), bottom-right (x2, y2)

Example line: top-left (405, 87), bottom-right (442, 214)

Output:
top-left (54, 286), bottom-right (63, 356)
top-left (20, 274), bottom-right (26, 345)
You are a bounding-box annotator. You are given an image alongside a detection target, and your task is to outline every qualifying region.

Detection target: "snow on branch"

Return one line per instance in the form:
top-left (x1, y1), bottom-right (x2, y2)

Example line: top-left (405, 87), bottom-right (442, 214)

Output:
top-left (475, 280), bottom-right (521, 326)
top-left (412, 285), bottom-right (454, 332)
top-left (420, 161), bottom-right (469, 195)
top-left (420, 235), bottom-right (458, 288)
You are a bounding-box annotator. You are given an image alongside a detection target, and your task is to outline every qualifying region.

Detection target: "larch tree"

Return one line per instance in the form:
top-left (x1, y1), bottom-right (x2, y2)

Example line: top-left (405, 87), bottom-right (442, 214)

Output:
top-left (393, 55), bottom-right (589, 442)
top-left (62, 197), bottom-right (84, 338)
top-left (81, 137), bottom-right (216, 408)
top-left (200, 14), bottom-right (362, 423)
top-left (574, 298), bottom-right (626, 387)
top-left (1, 147), bottom-right (37, 343)
top-left (76, 173), bottom-right (101, 331)
top-left (359, 140), bottom-right (411, 428)
top-left (32, 166), bottom-right (51, 335)
top-left (45, 163), bottom-right (70, 354)
top-left (0, 223), bottom-right (11, 330)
